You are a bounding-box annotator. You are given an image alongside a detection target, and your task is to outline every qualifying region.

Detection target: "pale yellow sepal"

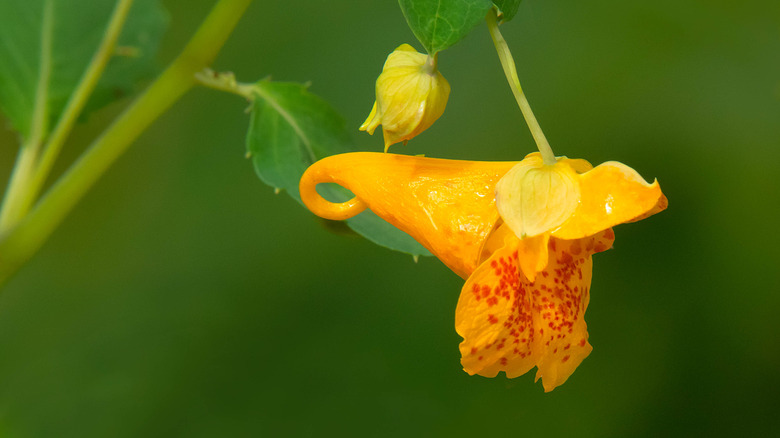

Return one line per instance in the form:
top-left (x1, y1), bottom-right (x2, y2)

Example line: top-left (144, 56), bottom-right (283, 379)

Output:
top-left (359, 44), bottom-right (450, 151)
top-left (495, 153), bottom-right (581, 240)
top-left (360, 102), bottom-right (380, 135)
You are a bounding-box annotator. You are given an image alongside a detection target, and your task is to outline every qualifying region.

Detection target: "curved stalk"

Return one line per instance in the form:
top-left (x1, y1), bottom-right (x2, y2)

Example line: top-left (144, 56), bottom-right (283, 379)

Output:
top-left (25, 0), bottom-right (136, 219)
top-left (486, 8), bottom-right (556, 165)
top-left (194, 68), bottom-right (257, 99)
top-left (0, 0), bottom-right (254, 287)
top-left (0, 0), bottom-right (54, 231)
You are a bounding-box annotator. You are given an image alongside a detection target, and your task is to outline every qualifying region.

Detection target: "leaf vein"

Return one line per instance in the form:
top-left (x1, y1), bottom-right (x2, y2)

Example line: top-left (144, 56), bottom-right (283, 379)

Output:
top-left (254, 85), bottom-right (317, 165)
top-left (29, 0), bottom-right (55, 145)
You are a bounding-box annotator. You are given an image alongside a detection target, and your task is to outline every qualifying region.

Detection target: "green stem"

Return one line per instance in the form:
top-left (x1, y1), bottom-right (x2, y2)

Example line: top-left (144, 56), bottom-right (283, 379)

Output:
top-left (194, 68), bottom-right (256, 99)
top-left (423, 52), bottom-right (438, 75)
top-left (485, 8), bottom-right (556, 165)
top-left (0, 0), bottom-right (54, 232)
top-left (0, 0), bottom-right (253, 287)
top-left (0, 146), bottom-right (39, 232)
top-left (25, 0), bottom-right (135, 218)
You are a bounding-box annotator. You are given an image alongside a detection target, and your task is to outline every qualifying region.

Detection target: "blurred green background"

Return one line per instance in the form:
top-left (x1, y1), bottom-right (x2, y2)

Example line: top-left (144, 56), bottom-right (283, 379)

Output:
top-left (1, 0), bottom-right (778, 436)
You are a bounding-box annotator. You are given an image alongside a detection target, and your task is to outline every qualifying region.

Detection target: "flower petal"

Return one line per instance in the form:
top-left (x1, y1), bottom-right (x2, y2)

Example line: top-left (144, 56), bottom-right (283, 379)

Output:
top-left (456, 228), bottom-right (616, 391)
top-left (457, 234), bottom-right (540, 378)
top-left (299, 153), bottom-right (517, 277)
top-left (516, 232), bottom-right (549, 283)
top-left (559, 157), bottom-right (593, 174)
top-left (532, 232), bottom-right (612, 392)
top-left (553, 161), bottom-right (666, 240)
top-left (478, 223), bottom-right (552, 283)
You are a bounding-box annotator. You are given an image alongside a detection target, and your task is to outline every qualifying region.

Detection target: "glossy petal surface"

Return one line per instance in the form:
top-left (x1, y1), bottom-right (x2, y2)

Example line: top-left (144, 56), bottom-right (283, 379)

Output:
top-left (553, 161), bottom-right (666, 239)
top-left (300, 151), bottom-right (667, 392)
top-left (300, 153), bottom-right (516, 277)
top-left (457, 229), bottom-right (615, 392)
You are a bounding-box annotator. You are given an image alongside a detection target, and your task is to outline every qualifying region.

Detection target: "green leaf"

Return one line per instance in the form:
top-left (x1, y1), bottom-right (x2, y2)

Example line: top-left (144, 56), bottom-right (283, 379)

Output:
top-left (247, 80), bottom-right (431, 257)
top-left (398, 0), bottom-right (493, 54)
top-left (493, 0), bottom-right (522, 22)
top-left (0, 0), bottom-right (168, 140)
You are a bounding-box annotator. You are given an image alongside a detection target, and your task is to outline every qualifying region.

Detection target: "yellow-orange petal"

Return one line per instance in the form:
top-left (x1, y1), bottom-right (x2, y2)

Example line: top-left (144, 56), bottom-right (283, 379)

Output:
top-left (299, 153), bottom-right (517, 278)
top-left (553, 161), bottom-right (667, 240)
top-left (457, 233), bottom-right (540, 379)
top-left (531, 232), bottom-right (612, 391)
top-left (516, 232), bottom-right (549, 283)
top-left (559, 157), bottom-right (593, 174)
top-left (299, 161), bottom-right (369, 221)
top-left (456, 228), bottom-right (616, 392)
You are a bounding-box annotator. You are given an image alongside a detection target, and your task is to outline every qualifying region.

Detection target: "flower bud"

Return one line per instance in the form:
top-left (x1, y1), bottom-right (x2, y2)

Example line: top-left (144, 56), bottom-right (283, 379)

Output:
top-left (360, 44), bottom-right (450, 151)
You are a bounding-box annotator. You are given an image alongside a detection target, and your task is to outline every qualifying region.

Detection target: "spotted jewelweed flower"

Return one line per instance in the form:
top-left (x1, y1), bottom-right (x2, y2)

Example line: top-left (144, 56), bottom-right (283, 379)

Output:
top-left (360, 44), bottom-right (450, 151)
top-left (299, 152), bottom-right (666, 391)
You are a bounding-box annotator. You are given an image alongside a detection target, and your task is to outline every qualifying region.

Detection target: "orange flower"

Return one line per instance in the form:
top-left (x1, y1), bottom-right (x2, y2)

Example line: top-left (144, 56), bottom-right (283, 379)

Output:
top-left (457, 226), bottom-right (614, 391)
top-left (299, 152), bottom-right (515, 278)
top-left (299, 151), bottom-right (666, 391)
